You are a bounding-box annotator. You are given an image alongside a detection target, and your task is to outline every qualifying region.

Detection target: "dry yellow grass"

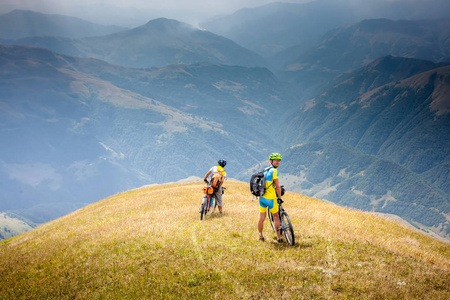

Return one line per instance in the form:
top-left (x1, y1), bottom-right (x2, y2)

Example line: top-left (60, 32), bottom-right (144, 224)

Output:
top-left (0, 181), bottom-right (449, 299)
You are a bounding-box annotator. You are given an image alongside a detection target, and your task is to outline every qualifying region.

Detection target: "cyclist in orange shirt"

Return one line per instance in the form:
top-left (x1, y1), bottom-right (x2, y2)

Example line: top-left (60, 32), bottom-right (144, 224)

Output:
top-left (203, 159), bottom-right (227, 215)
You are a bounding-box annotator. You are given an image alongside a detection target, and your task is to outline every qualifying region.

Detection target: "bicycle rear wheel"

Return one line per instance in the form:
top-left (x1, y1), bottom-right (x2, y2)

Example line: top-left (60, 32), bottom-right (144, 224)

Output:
top-left (280, 211), bottom-right (295, 246)
top-left (267, 210), bottom-right (276, 233)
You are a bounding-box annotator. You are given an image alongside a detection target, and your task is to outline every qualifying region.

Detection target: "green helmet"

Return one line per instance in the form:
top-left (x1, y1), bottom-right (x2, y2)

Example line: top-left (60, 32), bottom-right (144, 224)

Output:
top-left (269, 152), bottom-right (282, 160)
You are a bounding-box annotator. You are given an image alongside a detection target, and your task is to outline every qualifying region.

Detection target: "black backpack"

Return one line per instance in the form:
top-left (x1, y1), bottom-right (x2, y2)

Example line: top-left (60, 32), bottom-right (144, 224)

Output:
top-left (249, 166), bottom-right (273, 197)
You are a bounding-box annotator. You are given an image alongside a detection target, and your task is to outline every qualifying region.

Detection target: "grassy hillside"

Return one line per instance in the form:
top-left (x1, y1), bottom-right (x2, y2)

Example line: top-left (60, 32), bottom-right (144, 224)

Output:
top-left (0, 181), bottom-right (448, 299)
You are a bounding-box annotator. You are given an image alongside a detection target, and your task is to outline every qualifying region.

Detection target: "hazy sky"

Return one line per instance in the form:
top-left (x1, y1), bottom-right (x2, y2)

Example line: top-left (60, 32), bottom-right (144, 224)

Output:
top-left (0, 0), bottom-right (313, 27)
top-left (2, 0), bottom-right (310, 12)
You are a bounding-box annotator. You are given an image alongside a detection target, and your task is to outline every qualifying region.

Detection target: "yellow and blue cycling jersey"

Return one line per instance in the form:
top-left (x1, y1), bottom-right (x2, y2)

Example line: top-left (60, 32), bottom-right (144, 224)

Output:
top-left (259, 167), bottom-right (279, 213)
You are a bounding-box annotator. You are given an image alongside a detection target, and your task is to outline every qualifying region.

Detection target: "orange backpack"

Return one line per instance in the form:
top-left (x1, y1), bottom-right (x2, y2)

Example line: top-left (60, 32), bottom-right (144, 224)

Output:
top-left (210, 170), bottom-right (222, 188)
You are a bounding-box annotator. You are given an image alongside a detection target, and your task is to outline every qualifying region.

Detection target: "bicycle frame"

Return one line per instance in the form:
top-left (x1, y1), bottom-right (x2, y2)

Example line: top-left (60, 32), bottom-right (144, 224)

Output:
top-left (200, 179), bottom-right (226, 220)
top-left (206, 193), bottom-right (217, 214)
top-left (267, 198), bottom-right (295, 245)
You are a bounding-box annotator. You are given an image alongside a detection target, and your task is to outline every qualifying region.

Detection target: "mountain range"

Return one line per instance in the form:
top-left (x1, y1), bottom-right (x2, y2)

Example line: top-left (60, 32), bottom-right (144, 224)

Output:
top-left (201, 0), bottom-right (450, 57)
top-left (0, 0), bottom-right (449, 241)
top-left (0, 11), bottom-right (267, 69)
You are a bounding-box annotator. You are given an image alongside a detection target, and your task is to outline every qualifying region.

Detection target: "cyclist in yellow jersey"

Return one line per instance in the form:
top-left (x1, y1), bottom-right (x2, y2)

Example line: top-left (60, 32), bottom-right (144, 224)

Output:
top-left (258, 153), bottom-right (283, 243)
top-left (203, 159), bottom-right (227, 214)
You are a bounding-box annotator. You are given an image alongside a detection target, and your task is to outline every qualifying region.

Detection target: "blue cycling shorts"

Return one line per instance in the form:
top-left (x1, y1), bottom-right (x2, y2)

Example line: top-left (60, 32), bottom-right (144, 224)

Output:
top-left (259, 196), bottom-right (279, 214)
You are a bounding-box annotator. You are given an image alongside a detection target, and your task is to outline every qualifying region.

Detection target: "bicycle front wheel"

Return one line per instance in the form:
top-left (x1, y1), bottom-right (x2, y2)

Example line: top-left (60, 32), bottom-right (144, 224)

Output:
top-left (200, 198), bottom-right (208, 220)
top-left (281, 211), bottom-right (295, 246)
top-left (200, 203), bottom-right (206, 220)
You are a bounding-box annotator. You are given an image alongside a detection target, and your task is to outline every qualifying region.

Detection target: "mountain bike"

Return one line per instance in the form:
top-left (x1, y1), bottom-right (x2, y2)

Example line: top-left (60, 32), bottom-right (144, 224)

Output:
top-left (200, 184), bottom-right (216, 220)
top-left (267, 198), bottom-right (295, 245)
top-left (200, 182), bottom-right (225, 220)
top-left (200, 184), bottom-right (215, 220)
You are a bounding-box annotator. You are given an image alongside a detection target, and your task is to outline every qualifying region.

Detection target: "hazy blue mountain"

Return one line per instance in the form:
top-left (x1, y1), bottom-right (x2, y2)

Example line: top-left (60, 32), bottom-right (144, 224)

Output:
top-left (201, 1), bottom-right (357, 58)
top-left (0, 9), bottom-right (126, 39)
top-left (81, 17), bottom-right (268, 68)
top-left (309, 55), bottom-right (450, 108)
top-left (0, 45), bottom-right (291, 229)
top-left (1, 17), bottom-right (268, 69)
top-left (280, 56), bottom-right (449, 200)
top-left (201, 0), bottom-right (450, 58)
top-left (278, 18), bottom-right (450, 86)
top-left (63, 60), bottom-right (295, 128)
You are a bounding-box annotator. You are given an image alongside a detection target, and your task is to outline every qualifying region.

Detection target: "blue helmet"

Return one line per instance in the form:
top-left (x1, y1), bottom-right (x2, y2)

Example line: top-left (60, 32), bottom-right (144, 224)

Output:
top-left (218, 159), bottom-right (227, 167)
